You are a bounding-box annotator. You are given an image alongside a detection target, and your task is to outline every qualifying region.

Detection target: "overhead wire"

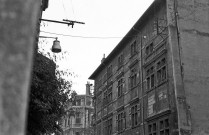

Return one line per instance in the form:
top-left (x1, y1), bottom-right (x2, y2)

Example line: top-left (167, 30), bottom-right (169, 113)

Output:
top-left (40, 30), bottom-right (124, 39)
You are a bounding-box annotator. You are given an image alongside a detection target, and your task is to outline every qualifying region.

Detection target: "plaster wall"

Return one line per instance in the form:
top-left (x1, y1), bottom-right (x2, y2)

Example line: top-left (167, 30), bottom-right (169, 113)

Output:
top-left (177, 0), bottom-right (209, 134)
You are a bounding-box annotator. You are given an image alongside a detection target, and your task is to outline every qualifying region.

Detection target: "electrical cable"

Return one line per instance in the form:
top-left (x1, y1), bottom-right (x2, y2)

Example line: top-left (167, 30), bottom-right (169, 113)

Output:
top-left (40, 30), bottom-right (125, 39)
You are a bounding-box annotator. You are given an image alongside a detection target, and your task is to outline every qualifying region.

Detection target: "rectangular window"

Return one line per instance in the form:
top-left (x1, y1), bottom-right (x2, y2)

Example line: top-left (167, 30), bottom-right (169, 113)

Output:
top-left (148, 122), bottom-right (157, 135)
top-left (146, 66), bottom-right (155, 90)
top-left (118, 54), bottom-right (124, 67)
top-left (117, 111), bottom-right (125, 132)
top-left (107, 87), bottom-right (112, 103)
top-left (130, 68), bottom-right (137, 89)
top-left (131, 41), bottom-right (137, 56)
top-left (131, 105), bottom-right (138, 127)
top-left (157, 58), bottom-right (167, 84)
top-left (107, 65), bottom-right (112, 78)
top-left (103, 90), bottom-right (108, 105)
top-left (159, 118), bottom-right (170, 135)
top-left (76, 99), bottom-right (81, 106)
top-left (148, 118), bottom-right (170, 135)
top-left (108, 118), bottom-right (112, 135)
top-left (75, 118), bottom-right (81, 124)
top-left (146, 42), bottom-right (154, 56)
top-left (118, 78), bottom-right (123, 97)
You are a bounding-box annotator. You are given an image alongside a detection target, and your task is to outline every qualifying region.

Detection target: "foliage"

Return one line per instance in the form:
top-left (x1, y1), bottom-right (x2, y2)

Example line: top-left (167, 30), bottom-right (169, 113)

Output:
top-left (27, 52), bottom-right (72, 135)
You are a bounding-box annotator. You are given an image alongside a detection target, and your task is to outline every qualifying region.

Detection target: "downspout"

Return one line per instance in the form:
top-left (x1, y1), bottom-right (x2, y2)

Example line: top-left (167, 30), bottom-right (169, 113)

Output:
top-left (140, 33), bottom-right (145, 135)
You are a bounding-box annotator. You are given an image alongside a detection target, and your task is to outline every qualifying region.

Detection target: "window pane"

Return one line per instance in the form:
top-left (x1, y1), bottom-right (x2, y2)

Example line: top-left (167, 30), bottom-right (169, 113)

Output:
top-left (165, 119), bottom-right (169, 127)
top-left (151, 74), bottom-right (155, 88)
top-left (153, 123), bottom-right (157, 131)
top-left (148, 124), bottom-right (152, 133)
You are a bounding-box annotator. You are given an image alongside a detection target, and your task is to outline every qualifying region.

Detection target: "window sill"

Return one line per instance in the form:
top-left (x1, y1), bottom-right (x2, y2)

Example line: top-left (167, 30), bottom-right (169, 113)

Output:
top-left (146, 86), bottom-right (156, 93)
top-left (156, 79), bottom-right (168, 87)
top-left (129, 53), bottom-right (137, 59)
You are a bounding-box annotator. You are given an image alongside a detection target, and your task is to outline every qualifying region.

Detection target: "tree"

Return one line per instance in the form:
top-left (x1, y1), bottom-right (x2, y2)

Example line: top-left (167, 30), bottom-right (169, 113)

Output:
top-left (27, 52), bottom-right (72, 135)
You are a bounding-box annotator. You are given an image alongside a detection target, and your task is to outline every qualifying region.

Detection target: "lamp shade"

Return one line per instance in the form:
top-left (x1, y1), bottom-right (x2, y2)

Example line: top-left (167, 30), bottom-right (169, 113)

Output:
top-left (52, 39), bottom-right (61, 53)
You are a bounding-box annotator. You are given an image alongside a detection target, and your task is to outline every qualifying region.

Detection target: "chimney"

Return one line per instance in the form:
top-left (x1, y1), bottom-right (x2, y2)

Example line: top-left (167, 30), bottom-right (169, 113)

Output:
top-left (101, 54), bottom-right (105, 63)
top-left (86, 81), bottom-right (92, 96)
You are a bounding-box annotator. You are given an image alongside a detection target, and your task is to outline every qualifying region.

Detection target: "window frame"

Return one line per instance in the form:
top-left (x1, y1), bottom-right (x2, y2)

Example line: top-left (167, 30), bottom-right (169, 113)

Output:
top-left (131, 40), bottom-right (137, 56)
top-left (117, 77), bottom-right (124, 97)
top-left (117, 111), bottom-right (125, 133)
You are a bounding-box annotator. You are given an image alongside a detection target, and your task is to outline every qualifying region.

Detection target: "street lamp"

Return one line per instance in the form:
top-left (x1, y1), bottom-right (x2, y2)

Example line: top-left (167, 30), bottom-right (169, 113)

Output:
top-left (39, 36), bottom-right (61, 53)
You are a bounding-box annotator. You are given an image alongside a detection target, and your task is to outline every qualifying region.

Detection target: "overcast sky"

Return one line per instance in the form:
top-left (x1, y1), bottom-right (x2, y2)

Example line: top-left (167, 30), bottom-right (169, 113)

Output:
top-left (40, 0), bottom-right (154, 94)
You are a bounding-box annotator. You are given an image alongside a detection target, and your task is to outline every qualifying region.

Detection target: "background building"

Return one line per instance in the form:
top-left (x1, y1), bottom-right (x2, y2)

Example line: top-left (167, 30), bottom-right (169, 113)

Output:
top-left (61, 82), bottom-right (94, 135)
top-left (89, 0), bottom-right (209, 135)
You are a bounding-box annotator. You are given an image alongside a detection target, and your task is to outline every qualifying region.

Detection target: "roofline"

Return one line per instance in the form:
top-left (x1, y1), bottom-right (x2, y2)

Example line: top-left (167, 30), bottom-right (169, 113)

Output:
top-left (89, 0), bottom-right (163, 80)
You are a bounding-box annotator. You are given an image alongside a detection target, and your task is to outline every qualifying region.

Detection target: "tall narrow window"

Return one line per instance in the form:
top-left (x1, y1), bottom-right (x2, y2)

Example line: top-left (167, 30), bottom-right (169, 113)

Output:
top-left (118, 54), bottom-right (124, 68)
top-left (146, 66), bottom-right (155, 90)
top-left (107, 87), bottom-right (112, 103)
top-left (117, 112), bottom-right (125, 132)
top-left (118, 78), bottom-right (123, 97)
top-left (130, 68), bottom-right (137, 89)
top-left (107, 65), bottom-right (112, 78)
top-left (148, 122), bottom-right (157, 135)
top-left (157, 58), bottom-right (167, 84)
top-left (131, 41), bottom-right (137, 56)
top-left (146, 43), bottom-right (154, 56)
top-left (131, 105), bottom-right (138, 127)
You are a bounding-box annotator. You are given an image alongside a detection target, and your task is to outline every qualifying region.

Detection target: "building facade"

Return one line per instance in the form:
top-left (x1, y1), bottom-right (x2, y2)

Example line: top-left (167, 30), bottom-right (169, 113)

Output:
top-left (89, 0), bottom-right (209, 135)
top-left (61, 82), bottom-right (94, 135)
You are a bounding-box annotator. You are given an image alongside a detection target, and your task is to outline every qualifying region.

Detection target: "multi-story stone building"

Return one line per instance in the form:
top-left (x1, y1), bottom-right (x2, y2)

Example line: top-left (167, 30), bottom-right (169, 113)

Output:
top-left (61, 82), bottom-right (94, 135)
top-left (89, 0), bottom-right (209, 135)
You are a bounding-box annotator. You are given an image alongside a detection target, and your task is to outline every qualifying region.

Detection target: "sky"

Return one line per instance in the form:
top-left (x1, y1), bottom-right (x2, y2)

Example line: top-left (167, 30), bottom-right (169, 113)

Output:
top-left (40, 0), bottom-right (154, 94)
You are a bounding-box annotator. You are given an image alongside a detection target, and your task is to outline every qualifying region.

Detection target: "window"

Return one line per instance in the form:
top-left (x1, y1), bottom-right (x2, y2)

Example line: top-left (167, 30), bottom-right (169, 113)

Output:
top-left (159, 118), bottom-right (170, 135)
top-left (148, 122), bottom-right (157, 135)
top-left (117, 112), bottom-right (125, 132)
top-left (107, 118), bottom-right (112, 135)
top-left (103, 118), bottom-right (112, 135)
top-left (76, 99), bottom-right (81, 106)
top-left (117, 78), bottom-right (124, 97)
top-left (97, 94), bottom-right (102, 104)
top-left (131, 41), bottom-right (137, 56)
top-left (103, 87), bottom-right (112, 106)
top-left (118, 54), bottom-right (124, 67)
top-left (157, 58), bottom-right (167, 84)
top-left (103, 90), bottom-right (108, 105)
top-left (107, 65), bottom-right (112, 78)
top-left (146, 66), bottom-right (155, 90)
top-left (146, 43), bottom-right (154, 56)
top-left (103, 73), bottom-right (107, 84)
top-left (75, 132), bottom-right (80, 135)
top-left (75, 118), bottom-right (81, 124)
top-left (130, 105), bottom-right (139, 127)
top-left (65, 118), bottom-right (68, 127)
top-left (107, 87), bottom-right (112, 103)
top-left (130, 69), bottom-right (137, 88)
top-left (148, 118), bottom-right (170, 135)
top-left (75, 112), bottom-right (81, 124)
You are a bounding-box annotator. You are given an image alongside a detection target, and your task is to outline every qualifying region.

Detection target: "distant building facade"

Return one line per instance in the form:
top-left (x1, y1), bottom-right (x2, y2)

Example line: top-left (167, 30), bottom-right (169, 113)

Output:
top-left (61, 82), bottom-right (94, 135)
top-left (89, 0), bottom-right (209, 135)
